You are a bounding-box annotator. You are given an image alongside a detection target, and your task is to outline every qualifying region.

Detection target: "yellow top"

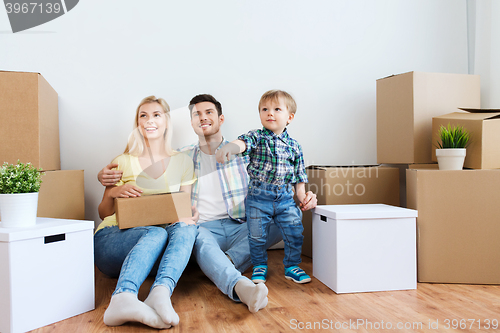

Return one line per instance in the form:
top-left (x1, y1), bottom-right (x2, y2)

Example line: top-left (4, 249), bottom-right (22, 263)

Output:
top-left (95, 152), bottom-right (195, 232)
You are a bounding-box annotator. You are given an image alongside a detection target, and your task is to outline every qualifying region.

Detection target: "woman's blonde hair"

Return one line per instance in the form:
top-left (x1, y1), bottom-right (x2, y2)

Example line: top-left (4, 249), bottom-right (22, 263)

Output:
top-left (124, 96), bottom-right (176, 156)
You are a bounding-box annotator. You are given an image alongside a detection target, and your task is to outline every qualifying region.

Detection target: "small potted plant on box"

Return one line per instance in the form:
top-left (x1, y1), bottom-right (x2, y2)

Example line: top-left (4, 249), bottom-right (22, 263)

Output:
top-left (435, 124), bottom-right (470, 170)
top-left (0, 161), bottom-right (43, 227)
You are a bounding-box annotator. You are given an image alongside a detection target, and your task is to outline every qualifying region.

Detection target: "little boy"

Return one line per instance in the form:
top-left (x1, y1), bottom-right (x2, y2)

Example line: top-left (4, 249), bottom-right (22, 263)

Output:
top-left (216, 90), bottom-right (312, 284)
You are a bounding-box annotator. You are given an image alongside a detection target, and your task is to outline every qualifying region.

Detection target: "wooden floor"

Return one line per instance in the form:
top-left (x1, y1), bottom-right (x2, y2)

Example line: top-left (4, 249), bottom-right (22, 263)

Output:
top-left (32, 250), bottom-right (500, 333)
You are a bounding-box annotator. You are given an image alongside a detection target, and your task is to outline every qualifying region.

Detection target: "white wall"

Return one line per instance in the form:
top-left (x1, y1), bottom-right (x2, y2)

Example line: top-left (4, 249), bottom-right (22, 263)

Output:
top-left (470, 0), bottom-right (500, 108)
top-left (0, 0), bottom-right (471, 225)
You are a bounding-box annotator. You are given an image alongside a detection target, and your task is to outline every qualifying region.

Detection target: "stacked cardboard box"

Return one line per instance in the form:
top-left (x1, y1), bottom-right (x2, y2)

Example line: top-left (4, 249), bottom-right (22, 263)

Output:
top-left (303, 165), bottom-right (400, 257)
top-left (377, 71), bottom-right (500, 284)
top-left (0, 71), bottom-right (85, 220)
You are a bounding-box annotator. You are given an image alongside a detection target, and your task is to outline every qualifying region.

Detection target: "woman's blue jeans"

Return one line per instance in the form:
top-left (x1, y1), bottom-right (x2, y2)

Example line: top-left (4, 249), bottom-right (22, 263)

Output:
top-left (94, 222), bottom-right (197, 296)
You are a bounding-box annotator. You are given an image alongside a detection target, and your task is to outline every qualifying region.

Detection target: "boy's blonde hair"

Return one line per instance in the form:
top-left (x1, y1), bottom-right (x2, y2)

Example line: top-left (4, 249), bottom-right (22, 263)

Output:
top-left (258, 90), bottom-right (297, 114)
top-left (124, 95), bottom-right (176, 156)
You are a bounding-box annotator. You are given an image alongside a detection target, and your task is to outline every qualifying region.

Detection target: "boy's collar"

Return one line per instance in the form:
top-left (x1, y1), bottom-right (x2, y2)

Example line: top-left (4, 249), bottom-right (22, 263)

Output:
top-left (262, 127), bottom-right (289, 138)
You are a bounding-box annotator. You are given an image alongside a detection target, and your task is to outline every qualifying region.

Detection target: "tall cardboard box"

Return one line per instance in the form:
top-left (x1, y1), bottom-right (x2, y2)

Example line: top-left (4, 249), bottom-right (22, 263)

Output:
top-left (406, 167), bottom-right (500, 284)
top-left (432, 109), bottom-right (500, 169)
top-left (377, 71), bottom-right (480, 164)
top-left (0, 71), bottom-right (60, 170)
top-left (38, 170), bottom-right (85, 220)
top-left (303, 166), bottom-right (400, 257)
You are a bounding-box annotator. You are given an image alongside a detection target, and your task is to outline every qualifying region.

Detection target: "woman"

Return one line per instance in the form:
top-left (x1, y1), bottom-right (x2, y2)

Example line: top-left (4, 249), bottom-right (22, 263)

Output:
top-left (94, 96), bottom-right (197, 329)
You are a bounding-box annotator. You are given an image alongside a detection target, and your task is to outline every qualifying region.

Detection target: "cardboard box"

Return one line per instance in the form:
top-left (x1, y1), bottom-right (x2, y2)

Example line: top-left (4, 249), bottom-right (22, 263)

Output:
top-left (406, 167), bottom-right (500, 284)
top-left (115, 192), bottom-right (192, 229)
top-left (377, 71), bottom-right (480, 164)
top-left (37, 170), bottom-right (85, 220)
top-left (432, 109), bottom-right (500, 169)
top-left (313, 204), bottom-right (417, 293)
top-left (302, 166), bottom-right (400, 257)
top-left (0, 218), bottom-right (94, 333)
top-left (0, 71), bottom-right (60, 170)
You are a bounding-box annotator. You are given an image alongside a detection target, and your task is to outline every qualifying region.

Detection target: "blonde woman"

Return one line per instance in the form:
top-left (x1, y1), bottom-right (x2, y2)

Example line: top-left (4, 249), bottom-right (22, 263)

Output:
top-left (95, 96), bottom-right (197, 329)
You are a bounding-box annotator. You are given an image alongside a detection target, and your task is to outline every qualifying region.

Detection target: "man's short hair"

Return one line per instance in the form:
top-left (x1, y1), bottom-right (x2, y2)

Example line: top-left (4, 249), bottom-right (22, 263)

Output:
top-left (189, 94), bottom-right (222, 117)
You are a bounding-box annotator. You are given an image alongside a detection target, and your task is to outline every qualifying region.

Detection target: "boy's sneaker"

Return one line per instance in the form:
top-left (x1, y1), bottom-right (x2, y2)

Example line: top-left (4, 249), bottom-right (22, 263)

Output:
top-left (285, 266), bottom-right (311, 284)
top-left (251, 265), bottom-right (268, 283)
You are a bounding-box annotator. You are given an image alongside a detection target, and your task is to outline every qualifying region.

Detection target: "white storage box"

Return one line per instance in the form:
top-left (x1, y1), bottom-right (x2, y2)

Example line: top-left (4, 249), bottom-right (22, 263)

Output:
top-left (313, 204), bottom-right (417, 294)
top-left (0, 218), bottom-right (95, 333)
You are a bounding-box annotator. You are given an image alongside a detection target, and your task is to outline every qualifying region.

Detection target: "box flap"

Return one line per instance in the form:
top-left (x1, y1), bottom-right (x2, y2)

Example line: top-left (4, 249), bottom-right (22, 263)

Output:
top-left (434, 111), bottom-right (500, 121)
top-left (377, 71), bottom-right (413, 81)
top-left (314, 204), bottom-right (417, 220)
top-left (459, 108), bottom-right (500, 113)
top-left (306, 165), bottom-right (380, 170)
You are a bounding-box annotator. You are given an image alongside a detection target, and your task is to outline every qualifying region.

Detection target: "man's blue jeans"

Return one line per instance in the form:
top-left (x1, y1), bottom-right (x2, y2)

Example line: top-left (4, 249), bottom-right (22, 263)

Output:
top-left (94, 222), bottom-right (197, 296)
top-left (194, 218), bottom-right (282, 301)
top-left (246, 179), bottom-right (304, 268)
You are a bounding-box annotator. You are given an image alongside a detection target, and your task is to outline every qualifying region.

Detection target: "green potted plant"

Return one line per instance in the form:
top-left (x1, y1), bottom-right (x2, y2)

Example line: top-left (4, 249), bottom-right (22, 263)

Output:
top-left (435, 124), bottom-right (470, 170)
top-left (0, 160), bottom-right (43, 227)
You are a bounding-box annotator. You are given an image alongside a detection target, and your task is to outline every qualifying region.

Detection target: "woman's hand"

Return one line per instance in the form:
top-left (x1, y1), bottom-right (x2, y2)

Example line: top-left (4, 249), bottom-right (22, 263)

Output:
top-left (110, 183), bottom-right (143, 198)
top-left (178, 206), bottom-right (199, 225)
top-left (98, 163), bottom-right (123, 186)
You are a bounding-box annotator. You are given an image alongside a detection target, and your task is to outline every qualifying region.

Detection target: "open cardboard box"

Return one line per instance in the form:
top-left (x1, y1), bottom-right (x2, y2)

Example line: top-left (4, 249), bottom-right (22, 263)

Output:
top-left (115, 191), bottom-right (192, 229)
top-left (432, 108), bottom-right (500, 169)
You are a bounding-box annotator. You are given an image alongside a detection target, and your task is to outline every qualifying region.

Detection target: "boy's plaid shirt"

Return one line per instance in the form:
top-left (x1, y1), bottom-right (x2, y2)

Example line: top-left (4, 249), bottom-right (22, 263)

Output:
top-left (238, 127), bottom-right (308, 186)
top-left (179, 140), bottom-right (249, 222)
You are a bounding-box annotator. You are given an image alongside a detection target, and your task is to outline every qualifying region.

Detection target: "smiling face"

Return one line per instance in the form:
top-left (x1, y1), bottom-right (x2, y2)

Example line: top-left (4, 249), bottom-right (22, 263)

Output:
top-left (190, 101), bottom-right (224, 138)
top-left (137, 102), bottom-right (167, 141)
top-left (259, 97), bottom-right (294, 135)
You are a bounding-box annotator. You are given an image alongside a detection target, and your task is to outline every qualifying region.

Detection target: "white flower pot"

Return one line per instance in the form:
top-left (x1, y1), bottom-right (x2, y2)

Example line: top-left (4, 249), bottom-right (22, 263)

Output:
top-left (0, 192), bottom-right (39, 228)
top-left (436, 148), bottom-right (466, 170)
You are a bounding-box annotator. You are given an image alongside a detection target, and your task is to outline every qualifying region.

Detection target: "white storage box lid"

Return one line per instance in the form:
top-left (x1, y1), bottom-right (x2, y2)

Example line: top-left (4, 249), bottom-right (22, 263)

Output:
top-left (314, 204), bottom-right (418, 220)
top-left (0, 217), bottom-right (94, 242)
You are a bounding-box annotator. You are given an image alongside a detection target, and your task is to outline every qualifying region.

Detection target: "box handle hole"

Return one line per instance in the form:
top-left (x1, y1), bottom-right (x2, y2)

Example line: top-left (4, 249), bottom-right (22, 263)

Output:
top-left (44, 234), bottom-right (65, 244)
top-left (320, 215), bottom-right (327, 222)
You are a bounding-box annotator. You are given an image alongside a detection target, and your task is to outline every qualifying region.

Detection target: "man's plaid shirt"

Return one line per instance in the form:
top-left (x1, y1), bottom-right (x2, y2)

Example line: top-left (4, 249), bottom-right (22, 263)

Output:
top-left (180, 140), bottom-right (249, 222)
top-left (238, 127), bottom-right (308, 186)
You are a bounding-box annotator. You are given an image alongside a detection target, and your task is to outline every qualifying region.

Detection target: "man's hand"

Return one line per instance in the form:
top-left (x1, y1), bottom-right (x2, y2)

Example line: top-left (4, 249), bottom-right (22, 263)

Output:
top-left (98, 163), bottom-right (123, 186)
top-left (299, 191), bottom-right (317, 211)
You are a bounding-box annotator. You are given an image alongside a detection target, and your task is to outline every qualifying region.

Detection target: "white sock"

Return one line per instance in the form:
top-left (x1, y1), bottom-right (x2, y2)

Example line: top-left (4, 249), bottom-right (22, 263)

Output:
top-left (103, 292), bottom-right (170, 329)
top-left (144, 285), bottom-right (180, 327)
top-left (234, 278), bottom-right (269, 313)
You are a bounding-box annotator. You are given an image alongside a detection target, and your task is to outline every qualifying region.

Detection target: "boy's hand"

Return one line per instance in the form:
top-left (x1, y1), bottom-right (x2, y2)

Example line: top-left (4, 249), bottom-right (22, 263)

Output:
top-left (98, 163), bottom-right (123, 186)
top-left (216, 140), bottom-right (246, 164)
top-left (299, 191), bottom-right (317, 211)
top-left (216, 145), bottom-right (232, 164)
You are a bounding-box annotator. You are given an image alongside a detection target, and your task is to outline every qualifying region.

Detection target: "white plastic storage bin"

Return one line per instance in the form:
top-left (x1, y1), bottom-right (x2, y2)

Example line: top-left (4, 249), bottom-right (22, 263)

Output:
top-left (313, 204), bottom-right (417, 294)
top-left (0, 218), bottom-right (95, 333)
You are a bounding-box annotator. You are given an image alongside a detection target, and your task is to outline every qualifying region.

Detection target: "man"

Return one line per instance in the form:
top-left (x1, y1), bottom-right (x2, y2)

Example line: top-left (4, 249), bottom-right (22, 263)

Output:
top-left (98, 94), bottom-right (317, 313)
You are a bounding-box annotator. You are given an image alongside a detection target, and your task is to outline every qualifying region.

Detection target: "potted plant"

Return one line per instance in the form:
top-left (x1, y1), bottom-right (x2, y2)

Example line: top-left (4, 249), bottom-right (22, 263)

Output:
top-left (0, 161), bottom-right (43, 227)
top-left (435, 124), bottom-right (470, 170)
